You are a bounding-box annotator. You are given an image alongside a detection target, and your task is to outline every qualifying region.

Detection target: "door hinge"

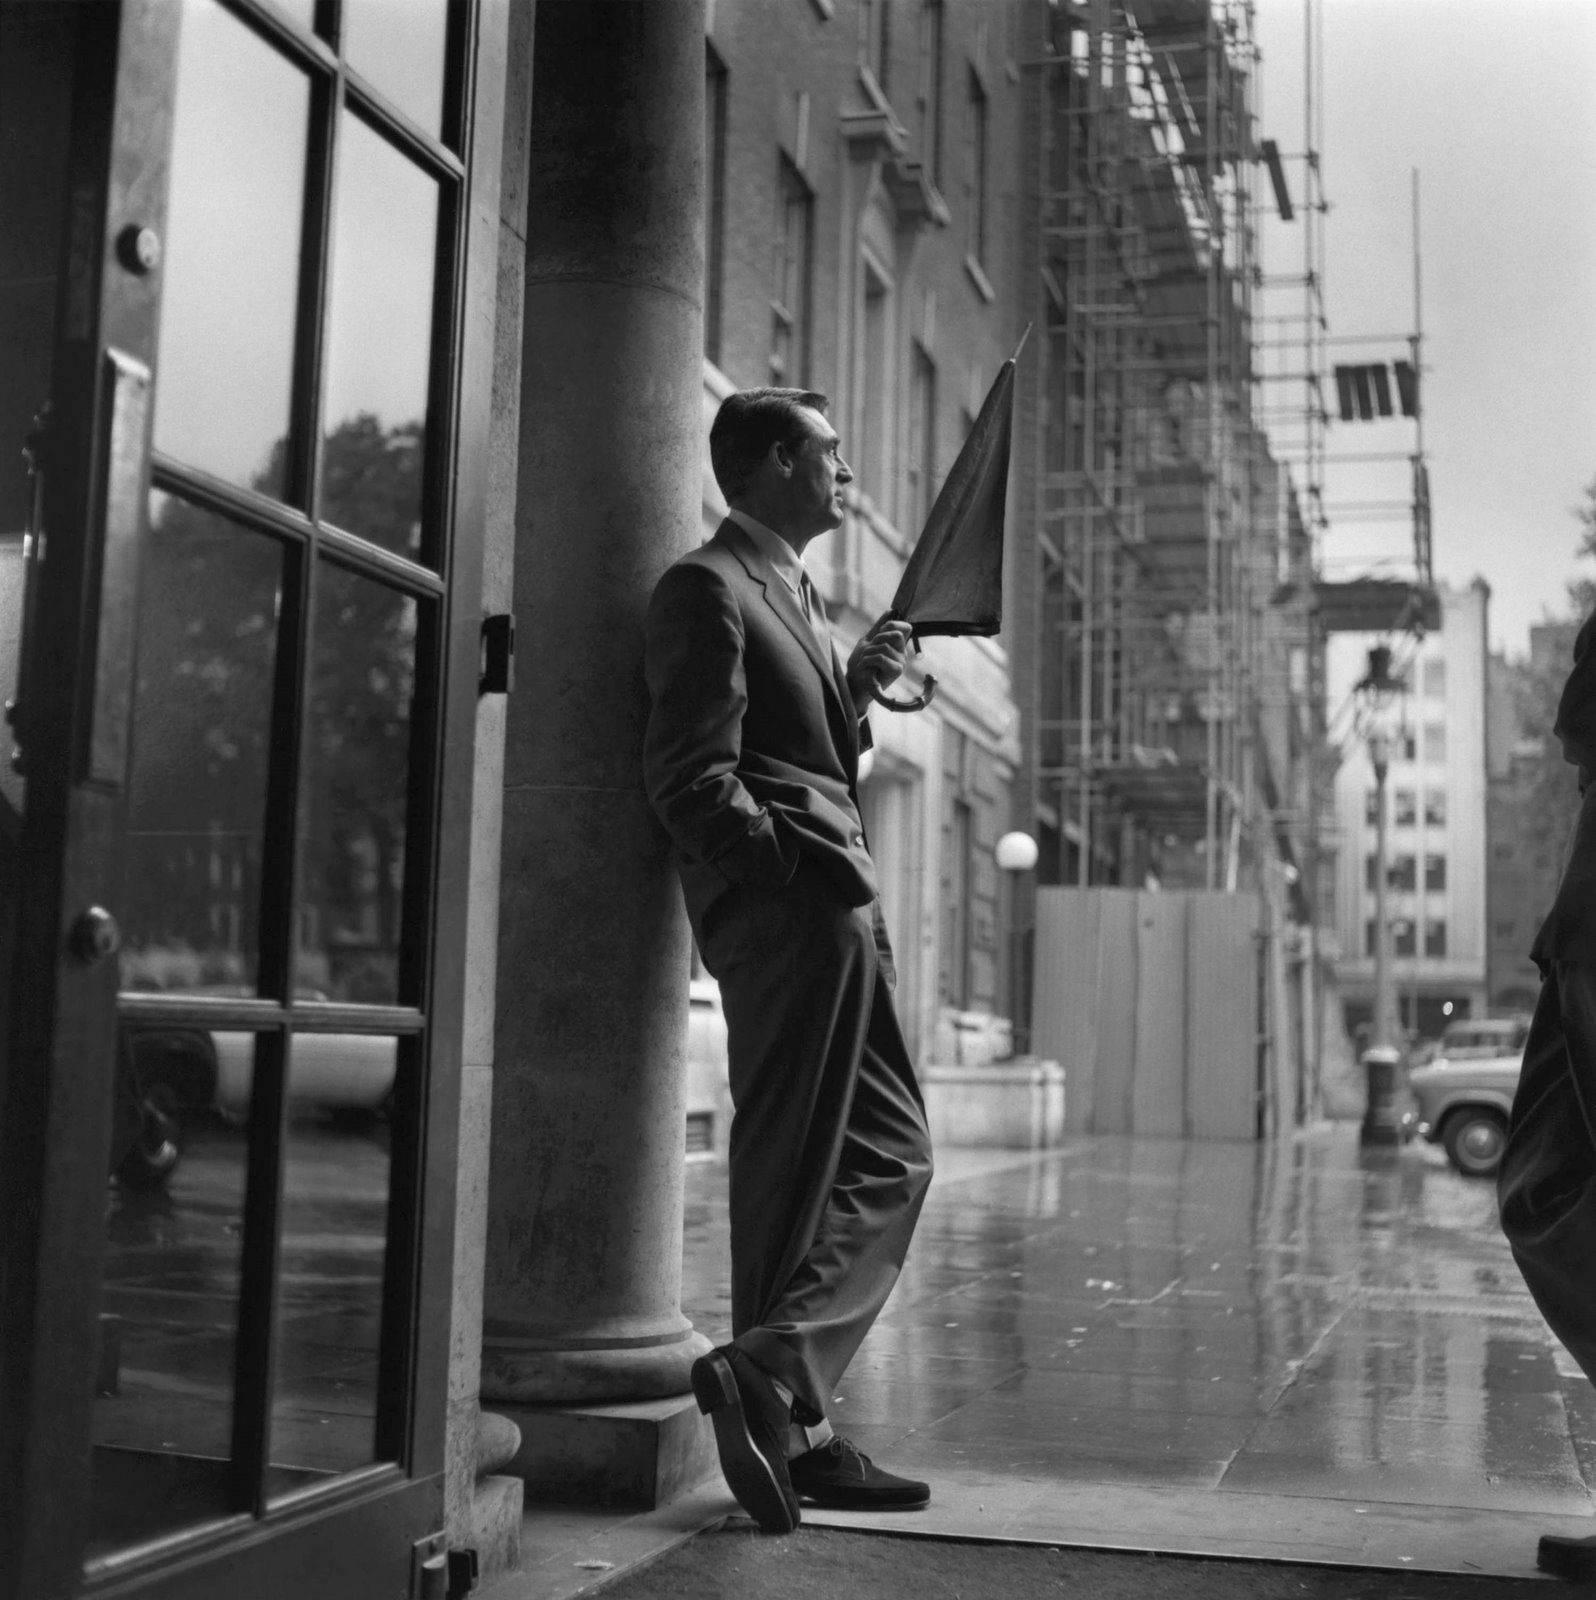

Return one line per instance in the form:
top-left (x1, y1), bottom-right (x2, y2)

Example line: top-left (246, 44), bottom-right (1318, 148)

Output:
top-left (480, 613), bottom-right (515, 696)
top-left (411, 1533), bottom-right (448, 1600)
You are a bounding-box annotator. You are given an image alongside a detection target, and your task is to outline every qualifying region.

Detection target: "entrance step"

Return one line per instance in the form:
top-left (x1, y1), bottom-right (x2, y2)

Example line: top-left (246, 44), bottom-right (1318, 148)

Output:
top-left (499, 1395), bottom-right (715, 1511)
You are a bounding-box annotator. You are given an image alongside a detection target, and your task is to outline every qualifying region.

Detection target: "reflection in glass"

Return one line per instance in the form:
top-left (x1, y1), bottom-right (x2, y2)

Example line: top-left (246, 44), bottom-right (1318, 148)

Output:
top-left (320, 113), bottom-right (439, 559)
top-left (123, 495), bottom-right (282, 995)
top-left (341, 0), bottom-right (448, 138)
top-left (88, 1044), bottom-right (250, 1559)
top-left (268, 1065), bottom-right (394, 1494)
top-left (298, 564), bottom-right (417, 1004)
top-left (153, 0), bottom-right (309, 499)
top-left (0, 533), bottom-right (25, 818)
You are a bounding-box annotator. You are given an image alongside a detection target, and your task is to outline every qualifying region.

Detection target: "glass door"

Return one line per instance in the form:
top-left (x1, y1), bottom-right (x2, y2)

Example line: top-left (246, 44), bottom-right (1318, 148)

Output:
top-left (0, 1), bottom-right (490, 1595)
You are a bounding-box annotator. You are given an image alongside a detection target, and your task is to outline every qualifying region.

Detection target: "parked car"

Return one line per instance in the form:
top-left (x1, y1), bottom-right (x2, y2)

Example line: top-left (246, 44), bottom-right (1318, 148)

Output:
top-left (1404, 1015), bottom-right (1531, 1177)
top-left (684, 975), bottom-right (731, 1157)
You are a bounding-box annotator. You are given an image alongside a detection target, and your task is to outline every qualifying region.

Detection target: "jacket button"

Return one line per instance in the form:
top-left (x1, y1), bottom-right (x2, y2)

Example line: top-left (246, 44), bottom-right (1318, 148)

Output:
top-left (852, 832), bottom-right (865, 847)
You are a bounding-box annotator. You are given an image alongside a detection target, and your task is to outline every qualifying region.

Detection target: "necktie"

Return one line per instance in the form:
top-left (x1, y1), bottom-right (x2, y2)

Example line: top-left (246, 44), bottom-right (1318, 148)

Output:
top-left (799, 570), bottom-right (831, 653)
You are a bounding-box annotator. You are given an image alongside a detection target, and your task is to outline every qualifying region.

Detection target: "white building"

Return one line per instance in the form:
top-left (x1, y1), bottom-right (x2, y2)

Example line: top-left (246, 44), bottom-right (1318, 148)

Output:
top-left (1326, 578), bottom-right (1490, 1039)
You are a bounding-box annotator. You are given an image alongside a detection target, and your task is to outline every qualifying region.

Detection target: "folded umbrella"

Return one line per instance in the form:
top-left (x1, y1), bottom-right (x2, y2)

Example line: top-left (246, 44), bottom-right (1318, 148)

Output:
top-left (872, 327), bottom-right (1026, 712)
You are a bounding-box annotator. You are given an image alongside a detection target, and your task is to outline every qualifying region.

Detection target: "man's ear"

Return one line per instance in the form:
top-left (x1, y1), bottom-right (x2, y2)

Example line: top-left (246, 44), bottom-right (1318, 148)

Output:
top-left (769, 438), bottom-right (796, 479)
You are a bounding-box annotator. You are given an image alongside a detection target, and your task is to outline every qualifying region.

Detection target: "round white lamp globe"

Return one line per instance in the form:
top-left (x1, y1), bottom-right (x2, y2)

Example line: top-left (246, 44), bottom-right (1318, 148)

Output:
top-left (994, 830), bottom-right (1039, 873)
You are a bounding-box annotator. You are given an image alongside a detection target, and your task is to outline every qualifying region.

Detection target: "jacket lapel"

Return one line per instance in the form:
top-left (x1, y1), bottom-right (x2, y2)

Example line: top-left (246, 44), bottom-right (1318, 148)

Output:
top-left (720, 521), bottom-right (845, 708)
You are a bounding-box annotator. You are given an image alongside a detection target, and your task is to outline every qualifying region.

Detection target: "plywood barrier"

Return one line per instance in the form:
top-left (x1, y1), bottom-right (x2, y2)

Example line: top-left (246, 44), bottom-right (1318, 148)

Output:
top-left (1033, 887), bottom-right (1265, 1139)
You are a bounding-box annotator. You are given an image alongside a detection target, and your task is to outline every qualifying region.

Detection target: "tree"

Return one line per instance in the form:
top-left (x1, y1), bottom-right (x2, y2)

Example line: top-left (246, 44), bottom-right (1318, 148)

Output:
top-left (1504, 477), bottom-right (1596, 889)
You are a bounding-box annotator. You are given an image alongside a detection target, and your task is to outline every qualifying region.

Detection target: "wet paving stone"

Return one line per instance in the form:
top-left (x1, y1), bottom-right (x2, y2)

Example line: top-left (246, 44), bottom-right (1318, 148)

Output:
top-left (680, 1125), bottom-right (1596, 1558)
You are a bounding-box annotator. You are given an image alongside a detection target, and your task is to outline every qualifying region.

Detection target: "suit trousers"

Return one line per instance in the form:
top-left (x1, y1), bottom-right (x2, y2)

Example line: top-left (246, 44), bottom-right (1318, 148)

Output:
top-left (1499, 962), bottom-right (1596, 1386)
top-left (697, 864), bottom-right (933, 1424)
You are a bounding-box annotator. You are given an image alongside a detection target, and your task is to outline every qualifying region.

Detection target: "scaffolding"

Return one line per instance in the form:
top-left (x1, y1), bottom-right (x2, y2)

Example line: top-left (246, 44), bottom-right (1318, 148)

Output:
top-left (1021, 0), bottom-right (1277, 892)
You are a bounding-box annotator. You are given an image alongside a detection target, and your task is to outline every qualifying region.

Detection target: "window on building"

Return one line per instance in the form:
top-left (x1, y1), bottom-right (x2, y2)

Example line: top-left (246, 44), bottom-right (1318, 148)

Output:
top-left (916, 0), bottom-right (945, 185)
top-left (1365, 789), bottom-right (1380, 827)
top-left (771, 154), bottom-right (813, 384)
top-left (1365, 919), bottom-right (1377, 957)
top-left (1425, 918), bottom-right (1447, 958)
top-left (703, 45), bottom-right (728, 363)
top-left (857, 257), bottom-right (892, 509)
top-left (1423, 658), bottom-right (1446, 698)
top-left (1388, 854), bottom-right (1416, 891)
top-left (860, 0), bottom-right (891, 94)
top-left (1425, 852), bottom-right (1446, 892)
top-left (1424, 788), bottom-right (1446, 827)
top-left (1424, 721), bottom-right (1447, 763)
top-left (906, 342), bottom-right (937, 538)
top-left (1364, 853), bottom-right (1378, 892)
top-left (1399, 729), bottom-right (1417, 762)
top-left (945, 796), bottom-right (973, 1007)
top-left (1393, 788), bottom-right (1416, 827)
top-left (963, 66), bottom-right (988, 265)
top-left (1393, 919), bottom-right (1416, 958)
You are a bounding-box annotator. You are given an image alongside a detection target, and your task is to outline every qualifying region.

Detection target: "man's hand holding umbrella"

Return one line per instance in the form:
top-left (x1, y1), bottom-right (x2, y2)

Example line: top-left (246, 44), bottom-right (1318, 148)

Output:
top-left (846, 616), bottom-right (914, 716)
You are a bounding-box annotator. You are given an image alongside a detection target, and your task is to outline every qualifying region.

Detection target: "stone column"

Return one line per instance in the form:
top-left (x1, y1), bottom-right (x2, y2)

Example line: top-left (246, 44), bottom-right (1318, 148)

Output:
top-left (482, 0), bottom-right (709, 1415)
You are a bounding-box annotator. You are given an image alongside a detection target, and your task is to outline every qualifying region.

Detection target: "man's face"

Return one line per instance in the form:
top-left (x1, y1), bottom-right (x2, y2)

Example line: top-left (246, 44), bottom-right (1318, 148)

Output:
top-left (780, 407), bottom-right (853, 536)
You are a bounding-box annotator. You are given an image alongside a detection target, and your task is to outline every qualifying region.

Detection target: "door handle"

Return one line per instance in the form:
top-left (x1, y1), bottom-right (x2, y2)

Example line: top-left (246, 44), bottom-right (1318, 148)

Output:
top-left (69, 906), bottom-right (121, 966)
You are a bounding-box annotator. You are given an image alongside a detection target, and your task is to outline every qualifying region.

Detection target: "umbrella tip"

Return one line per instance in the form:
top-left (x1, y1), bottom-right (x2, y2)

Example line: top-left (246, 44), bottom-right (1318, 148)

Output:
top-left (1011, 323), bottom-right (1033, 363)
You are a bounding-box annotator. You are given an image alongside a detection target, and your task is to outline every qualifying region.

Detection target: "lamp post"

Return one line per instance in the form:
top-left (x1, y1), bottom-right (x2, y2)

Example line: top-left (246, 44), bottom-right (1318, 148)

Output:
top-left (996, 830), bottom-right (1038, 1056)
top-left (1357, 645), bottom-right (1406, 1145)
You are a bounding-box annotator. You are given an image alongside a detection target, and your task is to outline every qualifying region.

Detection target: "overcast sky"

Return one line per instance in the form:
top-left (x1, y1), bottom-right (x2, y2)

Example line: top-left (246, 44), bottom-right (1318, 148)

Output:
top-left (1252, 0), bottom-right (1596, 659)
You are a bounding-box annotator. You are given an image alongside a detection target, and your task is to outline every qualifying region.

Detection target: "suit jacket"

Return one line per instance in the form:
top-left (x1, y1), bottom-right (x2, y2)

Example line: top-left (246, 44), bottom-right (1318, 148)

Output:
top-left (643, 519), bottom-right (877, 933)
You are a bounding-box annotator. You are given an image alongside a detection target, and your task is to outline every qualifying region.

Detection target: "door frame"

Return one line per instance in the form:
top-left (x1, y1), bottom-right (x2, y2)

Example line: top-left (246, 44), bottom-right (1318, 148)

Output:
top-left (0, 0), bottom-right (504, 1593)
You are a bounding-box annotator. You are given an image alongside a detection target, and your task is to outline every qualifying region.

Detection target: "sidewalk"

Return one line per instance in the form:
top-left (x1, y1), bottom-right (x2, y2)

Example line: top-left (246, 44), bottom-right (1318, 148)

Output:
top-left (508, 1126), bottom-right (1595, 1594)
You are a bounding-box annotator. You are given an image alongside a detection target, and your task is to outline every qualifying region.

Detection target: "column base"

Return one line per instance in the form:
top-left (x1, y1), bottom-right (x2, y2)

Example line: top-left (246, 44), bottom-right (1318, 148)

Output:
top-left (482, 1325), bottom-right (713, 1406)
top-left (501, 1394), bottom-right (718, 1510)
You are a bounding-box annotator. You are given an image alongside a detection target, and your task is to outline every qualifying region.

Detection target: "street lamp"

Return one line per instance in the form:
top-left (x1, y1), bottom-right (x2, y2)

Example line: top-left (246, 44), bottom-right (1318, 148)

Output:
top-left (1356, 644), bottom-right (1407, 1145)
top-left (996, 830), bottom-right (1038, 1056)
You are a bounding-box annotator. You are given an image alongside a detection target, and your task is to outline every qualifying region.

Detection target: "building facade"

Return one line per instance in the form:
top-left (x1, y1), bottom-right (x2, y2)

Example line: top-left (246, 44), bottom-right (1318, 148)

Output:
top-left (700, 0), bottom-right (1028, 1064)
top-left (1326, 580), bottom-right (1491, 1041)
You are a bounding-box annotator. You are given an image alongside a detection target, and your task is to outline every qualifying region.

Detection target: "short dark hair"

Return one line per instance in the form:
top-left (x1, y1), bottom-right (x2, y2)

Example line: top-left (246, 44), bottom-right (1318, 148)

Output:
top-left (710, 387), bottom-right (830, 502)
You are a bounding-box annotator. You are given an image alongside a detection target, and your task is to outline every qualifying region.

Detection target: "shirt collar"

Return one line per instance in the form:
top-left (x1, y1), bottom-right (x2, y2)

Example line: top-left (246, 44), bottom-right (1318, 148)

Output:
top-left (726, 506), bottom-right (806, 595)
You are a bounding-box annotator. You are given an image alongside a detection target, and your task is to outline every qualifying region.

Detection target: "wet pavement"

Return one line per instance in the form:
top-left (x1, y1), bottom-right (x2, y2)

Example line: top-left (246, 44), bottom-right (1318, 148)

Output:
top-left (677, 1125), bottom-right (1596, 1577)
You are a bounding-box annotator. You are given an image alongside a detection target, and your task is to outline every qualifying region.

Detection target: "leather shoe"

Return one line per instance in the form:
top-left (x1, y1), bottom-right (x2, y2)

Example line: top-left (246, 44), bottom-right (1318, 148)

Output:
top-left (788, 1435), bottom-right (929, 1510)
top-left (690, 1345), bottom-right (799, 1534)
top-left (1538, 1532), bottom-right (1596, 1580)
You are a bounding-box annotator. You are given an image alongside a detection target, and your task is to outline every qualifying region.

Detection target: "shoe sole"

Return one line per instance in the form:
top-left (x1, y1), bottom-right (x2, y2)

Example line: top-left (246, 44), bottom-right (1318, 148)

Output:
top-left (1538, 1535), bottom-right (1596, 1580)
top-left (691, 1352), bottom-right (799, 1535)
top-left (794, 1489), bottom-right (930, 1511)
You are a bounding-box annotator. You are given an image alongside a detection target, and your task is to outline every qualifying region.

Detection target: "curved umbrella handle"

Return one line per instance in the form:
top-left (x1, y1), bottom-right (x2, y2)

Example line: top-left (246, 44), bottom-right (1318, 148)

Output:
top-left (870, 674), bottom-right (938, 713)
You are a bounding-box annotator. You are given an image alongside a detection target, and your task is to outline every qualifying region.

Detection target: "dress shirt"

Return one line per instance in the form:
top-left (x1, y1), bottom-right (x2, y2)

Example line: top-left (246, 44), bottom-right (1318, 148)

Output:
top-left (727, 507), bottom-right (833, 654)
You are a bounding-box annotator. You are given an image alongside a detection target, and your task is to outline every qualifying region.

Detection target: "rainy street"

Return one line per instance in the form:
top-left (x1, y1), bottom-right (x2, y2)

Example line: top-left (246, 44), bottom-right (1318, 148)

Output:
top-left (680, 1123), bottom-right (1596, 1577)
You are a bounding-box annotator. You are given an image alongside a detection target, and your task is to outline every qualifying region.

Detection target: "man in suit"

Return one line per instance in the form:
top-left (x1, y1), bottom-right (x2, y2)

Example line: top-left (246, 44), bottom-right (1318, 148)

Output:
top-left (643, 387), bottom-right (934, 1533)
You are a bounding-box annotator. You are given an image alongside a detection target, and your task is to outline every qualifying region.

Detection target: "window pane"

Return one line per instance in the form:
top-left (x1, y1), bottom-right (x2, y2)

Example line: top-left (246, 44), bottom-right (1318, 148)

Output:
top-left (267, 1038), bottom-right (398, 1494)
top-left (123, 494), bottom-right (283, 995)
top-left (297, 563), bottom-right (418, 1004)
top-left (88, 1038), bottom-right (250, 1557)
top-left (154, 0), bottom-right (310, 499)
top-left (320, 113), bottom-right (440, 560)
top-left (341, 0), bottom-right (448, 138)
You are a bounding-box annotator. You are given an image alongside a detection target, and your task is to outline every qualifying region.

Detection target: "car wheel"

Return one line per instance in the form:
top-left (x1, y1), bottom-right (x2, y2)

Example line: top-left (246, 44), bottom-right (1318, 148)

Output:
top-left (114, 1097), bottom-right (182, 1191)
top-left (1441, 1107), bottom-right (1508, 1178)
